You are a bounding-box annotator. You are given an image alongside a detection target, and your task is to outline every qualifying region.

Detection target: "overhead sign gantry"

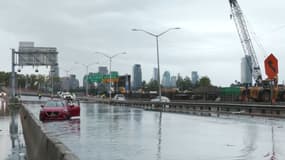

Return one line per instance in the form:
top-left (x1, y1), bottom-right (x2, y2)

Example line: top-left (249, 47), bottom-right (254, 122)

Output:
top-left (10, 42), bottom-right (59, 98)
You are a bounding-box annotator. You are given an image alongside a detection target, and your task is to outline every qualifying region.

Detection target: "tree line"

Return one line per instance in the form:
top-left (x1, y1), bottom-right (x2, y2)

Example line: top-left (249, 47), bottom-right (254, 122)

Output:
top-left (142, 74), bottom-right (211, 92)
top-left (0, 71), bottom-right (60, 91)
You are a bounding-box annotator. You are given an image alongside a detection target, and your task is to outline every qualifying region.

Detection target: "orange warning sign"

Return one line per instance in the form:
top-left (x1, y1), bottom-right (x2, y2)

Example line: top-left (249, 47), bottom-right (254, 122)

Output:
top-left (264, 53), bottom-right (278, 79)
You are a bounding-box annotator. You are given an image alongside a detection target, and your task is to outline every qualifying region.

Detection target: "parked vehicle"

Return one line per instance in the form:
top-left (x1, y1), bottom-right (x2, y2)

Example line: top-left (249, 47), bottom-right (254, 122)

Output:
top-left (112, 94), bottom-right (126, 101)
top-left (59, 92), bottom-right (76, 100)
top-left (150, 96), bottom-right (170, 102)
top-left (39, 100), bottom-right (80, 121)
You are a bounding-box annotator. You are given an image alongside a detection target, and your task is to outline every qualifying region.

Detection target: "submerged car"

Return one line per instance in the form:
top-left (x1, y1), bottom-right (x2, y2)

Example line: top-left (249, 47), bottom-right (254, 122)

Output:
top-left (39, 100), bottom-right (80, 121)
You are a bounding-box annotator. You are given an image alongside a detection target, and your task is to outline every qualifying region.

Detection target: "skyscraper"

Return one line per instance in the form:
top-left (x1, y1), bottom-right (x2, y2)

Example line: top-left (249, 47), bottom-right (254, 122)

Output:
top-left (132, 64), bottom-right (142, 90)
top-left (162, 71), bottom-right (171, 87)
top-left (153, 68), bottom-right (158, 81)
top-left (191, 71), bottom-right (199, 85)
top-left (241, 55), bottom-right (252, 85)
top-left (170, 76), bottom-right (177, 87)
top-left (98, 66), bottom-right (108, 75)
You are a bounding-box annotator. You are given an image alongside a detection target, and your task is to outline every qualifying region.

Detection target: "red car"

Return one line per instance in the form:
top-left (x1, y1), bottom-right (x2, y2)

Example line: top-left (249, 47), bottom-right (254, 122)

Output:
top-left (39, 100), bottom-right (80, 121)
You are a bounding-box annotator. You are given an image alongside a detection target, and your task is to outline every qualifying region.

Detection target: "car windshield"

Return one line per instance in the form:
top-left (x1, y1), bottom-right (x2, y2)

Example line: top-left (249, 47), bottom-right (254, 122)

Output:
top-left (45, 101), bottom-right (64, 107)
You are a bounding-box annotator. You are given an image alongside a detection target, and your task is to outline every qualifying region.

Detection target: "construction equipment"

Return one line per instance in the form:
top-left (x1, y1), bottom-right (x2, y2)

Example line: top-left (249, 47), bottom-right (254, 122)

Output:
top-left (229, 0), bottom-right (280, 102)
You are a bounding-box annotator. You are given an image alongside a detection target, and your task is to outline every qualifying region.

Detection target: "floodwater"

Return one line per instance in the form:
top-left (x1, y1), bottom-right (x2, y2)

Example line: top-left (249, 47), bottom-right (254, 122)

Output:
top-left (24, 96), bottom-right (285, 160)
top-left (0, 98), bottom-right (25, 160)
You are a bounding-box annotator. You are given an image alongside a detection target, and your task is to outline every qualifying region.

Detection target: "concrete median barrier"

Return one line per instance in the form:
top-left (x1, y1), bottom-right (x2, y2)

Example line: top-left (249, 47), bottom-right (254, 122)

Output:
top-left (20, 105), bottom-right (79, 160)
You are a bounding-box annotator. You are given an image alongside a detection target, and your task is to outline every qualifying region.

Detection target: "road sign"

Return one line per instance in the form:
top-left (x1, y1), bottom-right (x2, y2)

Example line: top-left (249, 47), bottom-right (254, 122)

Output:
top-left (87, 72), bottom-right (119, 83)
top-left (264, 53), bottom-right (278, 79)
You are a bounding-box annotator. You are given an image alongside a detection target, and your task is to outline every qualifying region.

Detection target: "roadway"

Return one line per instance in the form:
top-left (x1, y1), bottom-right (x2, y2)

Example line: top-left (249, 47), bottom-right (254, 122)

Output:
top-left (21, 95), bottom-right (285, 160)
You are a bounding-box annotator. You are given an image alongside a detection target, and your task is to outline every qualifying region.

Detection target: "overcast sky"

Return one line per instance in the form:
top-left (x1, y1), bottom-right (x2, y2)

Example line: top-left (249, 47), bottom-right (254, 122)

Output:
top-left (1, 0), bottom-right (285, 86)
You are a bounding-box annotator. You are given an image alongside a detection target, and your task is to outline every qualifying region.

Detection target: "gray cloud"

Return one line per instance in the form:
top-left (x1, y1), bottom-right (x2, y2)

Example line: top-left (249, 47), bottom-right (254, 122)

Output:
top-left (0, 0), bottom-right (285, 86)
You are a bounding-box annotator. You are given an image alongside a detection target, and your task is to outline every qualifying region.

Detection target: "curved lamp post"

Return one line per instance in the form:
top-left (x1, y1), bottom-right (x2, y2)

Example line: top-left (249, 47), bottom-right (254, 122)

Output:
top-left (132, 27), bottom-right (180, 102)
top-left (75, 62), bottom-right (99, 96)
top-left (94, 52), bottom-right (127, 101)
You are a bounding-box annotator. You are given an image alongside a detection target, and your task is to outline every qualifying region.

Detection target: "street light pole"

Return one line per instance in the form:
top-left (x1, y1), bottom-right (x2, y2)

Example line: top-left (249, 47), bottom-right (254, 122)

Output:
top-left (86, 65), bottom-right (89, 96)
top-left (155, 36), bottom-right (162, 102)
top-left (74, 62), bottom-right (99, 96)
top-left (94, 52), bottom-right (127, 102)
top-left (132, 27), bottom-right (180, 102)
top-left (109, 58), bottom-right (112, 101)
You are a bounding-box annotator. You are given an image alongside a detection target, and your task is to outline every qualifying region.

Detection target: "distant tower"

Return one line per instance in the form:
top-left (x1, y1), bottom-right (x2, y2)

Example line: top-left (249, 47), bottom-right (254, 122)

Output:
top-left (162, 71), bottom-right (171, 87)
top-left (241, 55), bottom-right (252, 85)
top-left (98, 66), bottom-right (108, 75)
top-left (132, 64), bottom-right (142, 90)
top-left (191, 71), bottom-right (199, 85)
top-left (170, 76), bottom-right (177, 87)
top-left (153, 68), bottom-right (158, 81)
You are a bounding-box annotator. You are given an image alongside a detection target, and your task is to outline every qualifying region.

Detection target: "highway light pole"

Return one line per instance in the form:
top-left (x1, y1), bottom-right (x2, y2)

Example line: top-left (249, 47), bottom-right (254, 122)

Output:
top-left (94, 52), bottom-right (127, 101)
top-left (75, 62), bottom-right (99, 96)
top-left (132, 27), bottom-right (180, 102)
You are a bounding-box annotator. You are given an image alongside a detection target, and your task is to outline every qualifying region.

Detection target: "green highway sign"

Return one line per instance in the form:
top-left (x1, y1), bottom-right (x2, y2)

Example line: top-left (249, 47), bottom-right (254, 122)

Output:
top-left (87, 71), bottom-right (119, 83)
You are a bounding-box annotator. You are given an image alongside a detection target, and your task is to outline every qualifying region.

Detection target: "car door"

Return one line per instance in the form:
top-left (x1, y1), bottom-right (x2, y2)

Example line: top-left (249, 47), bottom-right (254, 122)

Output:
top-left (66, 101), bottom-right (80, 117)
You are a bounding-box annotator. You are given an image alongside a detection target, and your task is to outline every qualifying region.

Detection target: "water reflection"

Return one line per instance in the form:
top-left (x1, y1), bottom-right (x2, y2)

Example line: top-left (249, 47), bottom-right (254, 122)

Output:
top-left (43, 118), bottom-right (81, 137)
top-left (0, 99), bottom-right (9, 116)
top-left (9, 108), bottom-right (19, 148)
top-left (237, 125), bottom-right (257, 159)
top-left (8, 107), bottom-right (25, 160)
top-left (156, 112), bottom-right (162, 160)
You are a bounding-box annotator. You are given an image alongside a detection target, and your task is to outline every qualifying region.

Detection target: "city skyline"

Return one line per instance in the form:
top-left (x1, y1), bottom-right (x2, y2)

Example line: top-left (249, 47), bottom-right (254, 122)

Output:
top-left (1, 0), bottom-right (285, 86)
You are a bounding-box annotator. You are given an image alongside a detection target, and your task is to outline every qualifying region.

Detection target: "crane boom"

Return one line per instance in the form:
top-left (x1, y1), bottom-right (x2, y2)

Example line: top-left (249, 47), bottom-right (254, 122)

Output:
top-left (229, 0), bottom-right (262, 84)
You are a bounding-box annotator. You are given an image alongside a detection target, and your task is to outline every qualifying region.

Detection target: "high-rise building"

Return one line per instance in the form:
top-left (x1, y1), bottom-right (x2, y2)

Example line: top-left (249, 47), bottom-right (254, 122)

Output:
top-left (241, 55), bottom-right (252, 85)
top-left (132, 64), bottom-right (142, 90)
top-left (170, 76), bottom-right (177, 87)
top-left (153, 68), bottom-right (158, 81)
top-left (191, 71), bottom-right (199, 85)
top-left (98, 66), bottom-right (108, 75)
top-left (162, 71), bottom-right (171, 87)
top-left (60, 74), bottom-right (79, 91)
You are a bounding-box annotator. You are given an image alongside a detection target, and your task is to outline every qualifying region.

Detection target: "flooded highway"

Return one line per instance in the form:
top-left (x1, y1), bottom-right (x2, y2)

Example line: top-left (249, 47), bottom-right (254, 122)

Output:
top-left (22, 96), bottom-right (285, 160)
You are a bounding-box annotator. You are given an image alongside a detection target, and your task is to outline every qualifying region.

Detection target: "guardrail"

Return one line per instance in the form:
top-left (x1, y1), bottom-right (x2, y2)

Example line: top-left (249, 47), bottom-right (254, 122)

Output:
top-left (21, 97), bottom-right (285, 118)
top-left (20, 105), bottom-right (79, 160)
top-left (90, 99), bottom-right (285, 118)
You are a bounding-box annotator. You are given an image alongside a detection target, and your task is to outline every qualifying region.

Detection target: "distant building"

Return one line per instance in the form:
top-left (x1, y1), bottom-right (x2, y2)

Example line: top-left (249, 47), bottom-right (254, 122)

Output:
top-left (132, 64), bottom-right (142, 90)
top-left (98, 66), bottom-right (108, 75)
top-left (82, 74), bottom-right (90, 89)
top-left (153, 68), bottom-right (158, 81)
top-left (114, 74), bottom-right (131, 94)
top-left (170, 76), bottom-right (177, 87)
top-left (60, 74), bottom-right (79, 91)
top-left (191, 71), bottom-right (199, 85)
top-left (162, 71), bottom-right (171, 87)
top-left (241, 55), bottom-right (252, 85)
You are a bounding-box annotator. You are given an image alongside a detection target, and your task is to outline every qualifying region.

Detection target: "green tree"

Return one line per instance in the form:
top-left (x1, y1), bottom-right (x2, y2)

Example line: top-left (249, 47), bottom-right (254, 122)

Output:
top-left (176, 74), bottom-right (192, 91)
top-left (141, 80), bottom-right (147, 90)
top-left (199, 76), bottom-right (211, 87)
top-left (0, 72), bottom-right (10, 86)
top-left (176, 74), bottom-right (184, 91)
top-left (147, 79), bottom-right (159, 91)
top-left (184, 76), bottom-right (192, 90)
